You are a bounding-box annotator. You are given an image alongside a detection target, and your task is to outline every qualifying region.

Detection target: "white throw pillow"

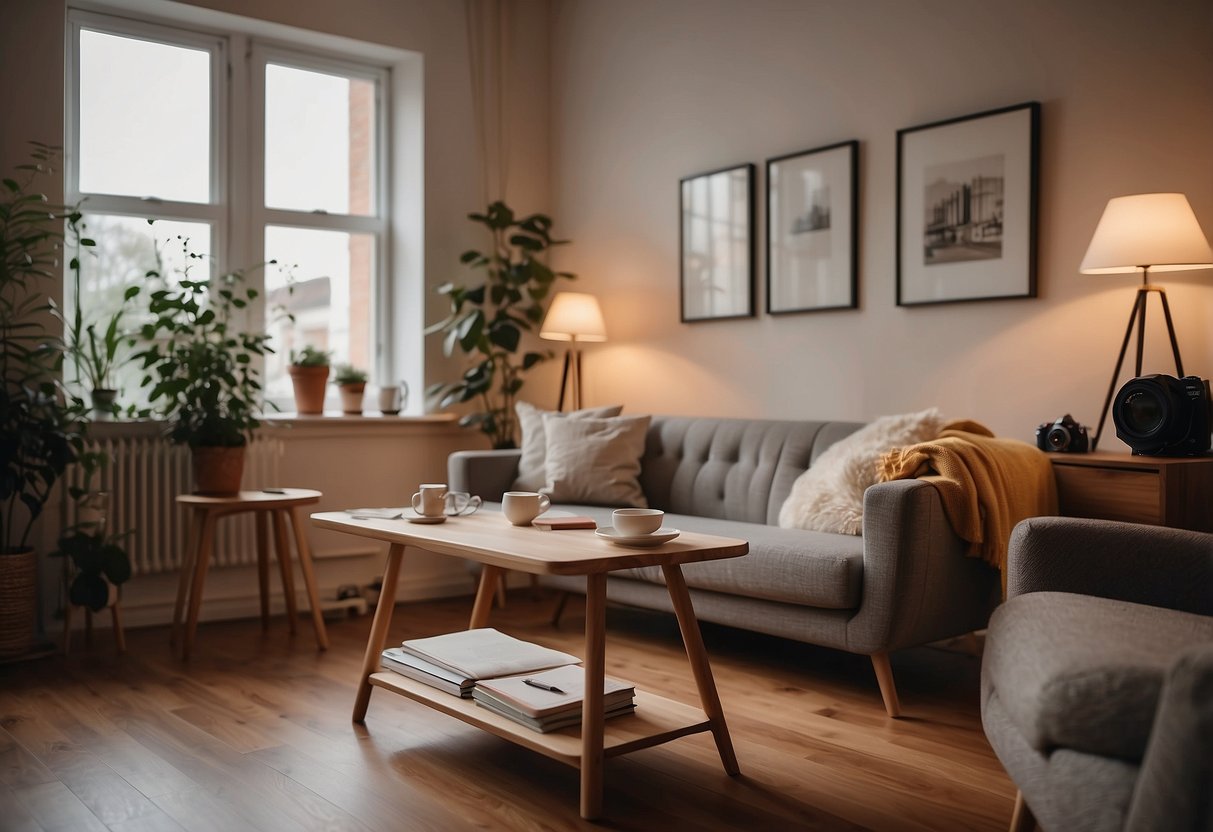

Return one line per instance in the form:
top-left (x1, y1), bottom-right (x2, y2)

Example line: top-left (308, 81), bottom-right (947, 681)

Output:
top-left (512, 401), bottom-right (623, 491)
top-left (542, 413), bottom-right (652, 508)
top-left (778, 408), bottom-right (943, 535)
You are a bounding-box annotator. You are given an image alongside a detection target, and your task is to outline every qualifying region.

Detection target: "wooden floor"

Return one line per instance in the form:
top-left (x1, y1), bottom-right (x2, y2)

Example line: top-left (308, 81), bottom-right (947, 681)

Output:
top-left (0, 590), bottom-right (1015, 831)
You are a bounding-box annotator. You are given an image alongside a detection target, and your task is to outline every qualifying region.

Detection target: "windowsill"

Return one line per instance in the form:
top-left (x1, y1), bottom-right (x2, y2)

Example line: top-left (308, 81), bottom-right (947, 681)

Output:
top-left (81, 412), bottom-right (463, 440)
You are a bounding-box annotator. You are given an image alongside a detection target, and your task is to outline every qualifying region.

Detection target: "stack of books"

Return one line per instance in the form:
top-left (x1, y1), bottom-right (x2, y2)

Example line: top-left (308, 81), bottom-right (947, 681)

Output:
top-left (380, 628), bottom-right (580, 698)
top-left (472, 664), bottom-right (636, 733)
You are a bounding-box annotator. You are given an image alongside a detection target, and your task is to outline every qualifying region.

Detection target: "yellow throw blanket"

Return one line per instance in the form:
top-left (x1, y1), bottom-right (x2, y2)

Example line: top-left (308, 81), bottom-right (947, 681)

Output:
top-left (876, 419), bottom-right (1057, 587)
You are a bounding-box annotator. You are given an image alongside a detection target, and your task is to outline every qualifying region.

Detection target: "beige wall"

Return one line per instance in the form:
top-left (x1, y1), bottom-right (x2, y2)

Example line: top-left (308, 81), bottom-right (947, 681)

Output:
top-left (548, 0), bottom-right (1213, 450)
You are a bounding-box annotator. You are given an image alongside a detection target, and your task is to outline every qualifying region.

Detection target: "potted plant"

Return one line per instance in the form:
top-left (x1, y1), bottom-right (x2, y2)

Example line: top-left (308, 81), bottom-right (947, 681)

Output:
top-left (134, 236), bottom-right (274, 494)
top-left (51, 519), bottom-right (132, 612)
top-left (0, 144), bottom-right (99, 657)
top-left (334, 364), bottom-right (368, 414)
top-left (288, 345), bottom-right (331, 415)
top-left (426, 201), bottom-right (575, 448)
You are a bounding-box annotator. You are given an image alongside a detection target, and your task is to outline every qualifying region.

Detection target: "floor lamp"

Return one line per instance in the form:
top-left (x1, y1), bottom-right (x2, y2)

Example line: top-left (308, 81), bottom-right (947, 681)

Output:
top-left (540, 292), bottom-right (607, 412)
top-left (1080, 193), bottom-right (1213, 450)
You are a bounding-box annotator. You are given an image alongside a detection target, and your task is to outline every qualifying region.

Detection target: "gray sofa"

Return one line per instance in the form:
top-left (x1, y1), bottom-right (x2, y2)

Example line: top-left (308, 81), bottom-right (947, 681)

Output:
top-left (450, 415), bottom-right (1002, 717)
top-left (982, 517), bottom-right (1213, 832)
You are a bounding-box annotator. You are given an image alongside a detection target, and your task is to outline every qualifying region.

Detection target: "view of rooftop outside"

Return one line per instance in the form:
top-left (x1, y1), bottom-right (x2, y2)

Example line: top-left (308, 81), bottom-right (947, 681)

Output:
top-left (69, 20), bottom-right (381, 414)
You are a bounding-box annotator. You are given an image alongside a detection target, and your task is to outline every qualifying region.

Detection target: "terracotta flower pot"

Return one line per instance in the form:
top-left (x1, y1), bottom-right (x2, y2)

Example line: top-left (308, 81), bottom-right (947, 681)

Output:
top-left (192, 445), bottom-right (246, 495)
top-left (338, 382), bottom-right (366, 415)
top-left (288, 364), bottom-right (330, 414)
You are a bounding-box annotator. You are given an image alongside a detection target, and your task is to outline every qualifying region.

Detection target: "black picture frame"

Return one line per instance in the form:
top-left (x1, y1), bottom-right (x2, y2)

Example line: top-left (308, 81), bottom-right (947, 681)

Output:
top-left (765, 140), bottom-right (859, 314)
top-left (679, 163), bottom-right (755, 322)
top-left (896, 101), bottom-right (1040, 306)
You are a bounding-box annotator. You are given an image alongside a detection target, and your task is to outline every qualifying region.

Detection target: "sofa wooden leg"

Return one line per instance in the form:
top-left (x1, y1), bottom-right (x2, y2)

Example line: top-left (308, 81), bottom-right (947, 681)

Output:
top-left (871, 652), bottom-right (902, 718)
top-left (1009, 790), bottom-right (1036, 832)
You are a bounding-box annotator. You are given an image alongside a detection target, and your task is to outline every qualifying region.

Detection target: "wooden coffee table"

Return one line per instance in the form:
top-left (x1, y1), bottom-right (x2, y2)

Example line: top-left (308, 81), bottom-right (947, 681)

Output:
top-left (310, 510), bottom-right (748, 820)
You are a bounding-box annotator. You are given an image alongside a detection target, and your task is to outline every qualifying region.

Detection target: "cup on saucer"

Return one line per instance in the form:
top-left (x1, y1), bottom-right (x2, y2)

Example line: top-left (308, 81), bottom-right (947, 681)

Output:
top-left (612, 508), bottom-right (664, 536)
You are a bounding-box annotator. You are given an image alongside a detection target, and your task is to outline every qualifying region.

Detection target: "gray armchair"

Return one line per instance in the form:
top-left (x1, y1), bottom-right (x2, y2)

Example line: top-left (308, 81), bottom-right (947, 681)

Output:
top-left (981, 517), bottom-right (1213, 832)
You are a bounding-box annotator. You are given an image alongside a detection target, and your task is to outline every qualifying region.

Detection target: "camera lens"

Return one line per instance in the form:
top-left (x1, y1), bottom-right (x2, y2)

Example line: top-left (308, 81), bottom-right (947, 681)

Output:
top-left (1046, 426), bottom-right (1070, 450)
top-left (1120, 389), bottom-right (1165, 435)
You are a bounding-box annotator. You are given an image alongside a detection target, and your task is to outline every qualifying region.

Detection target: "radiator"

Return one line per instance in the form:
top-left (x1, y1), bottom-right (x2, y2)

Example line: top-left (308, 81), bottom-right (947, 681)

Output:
top-left (64, 428), bottom-right (284, 575)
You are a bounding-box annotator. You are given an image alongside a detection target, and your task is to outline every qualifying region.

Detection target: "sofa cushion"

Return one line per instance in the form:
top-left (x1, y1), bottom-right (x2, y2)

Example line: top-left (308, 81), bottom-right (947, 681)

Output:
top-left (543, 414), bottom-right (651, 507)
top-left (512, 402), bottom-right (623, 491)
top-left (983, 591), bottom-right (1213, 761)
top-left (548, 504), bottom-right (864, 610)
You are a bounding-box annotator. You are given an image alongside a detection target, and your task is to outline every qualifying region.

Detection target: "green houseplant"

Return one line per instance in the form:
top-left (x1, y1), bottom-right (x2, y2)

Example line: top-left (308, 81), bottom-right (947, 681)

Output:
top-left (0, 144), bottom-right (99, 656)
top-left (134, 235), bottom-right (274, 494)
top-left (288, 344), bottom-right (331, 415)
top-left (334, 363), bottom-right (367, 415)
top-left (426, 201), bottom-right (575, 448)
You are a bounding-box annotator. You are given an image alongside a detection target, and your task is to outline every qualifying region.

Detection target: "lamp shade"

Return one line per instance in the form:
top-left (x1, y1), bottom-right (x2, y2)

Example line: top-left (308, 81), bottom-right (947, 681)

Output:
top-left (539, 292), bottom-right (607, 342)
top-left (1080, 193), bottom-right (1213, 274)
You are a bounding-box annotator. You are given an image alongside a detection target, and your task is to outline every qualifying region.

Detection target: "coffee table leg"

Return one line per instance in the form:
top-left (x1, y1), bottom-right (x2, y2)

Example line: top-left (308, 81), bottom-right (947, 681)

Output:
top-left (290, 506), bottom-right (329, 650)
top-left (661, 564), bottom-right (740, 776)
top-left (580, 572), bottom-right (607, 820)
top-left (469, 565), bottom-right (503, 629)
top-left (354, 542), bottom-right (405, 723)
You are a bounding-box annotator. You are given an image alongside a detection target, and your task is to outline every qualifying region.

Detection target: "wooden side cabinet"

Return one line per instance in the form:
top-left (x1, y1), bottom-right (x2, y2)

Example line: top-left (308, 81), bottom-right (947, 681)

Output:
top-left (1049, 452), bottom-right (1213, 533)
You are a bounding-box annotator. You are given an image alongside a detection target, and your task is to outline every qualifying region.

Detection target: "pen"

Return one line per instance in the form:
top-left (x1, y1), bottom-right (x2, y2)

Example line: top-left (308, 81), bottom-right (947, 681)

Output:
top-left (523, 678), bottom-right (565, 694)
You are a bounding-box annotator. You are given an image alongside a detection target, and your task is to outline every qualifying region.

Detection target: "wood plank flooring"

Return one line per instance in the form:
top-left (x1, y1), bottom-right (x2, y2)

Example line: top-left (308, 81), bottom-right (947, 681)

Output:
top-left (0, 591), bottom-right (1015, 831)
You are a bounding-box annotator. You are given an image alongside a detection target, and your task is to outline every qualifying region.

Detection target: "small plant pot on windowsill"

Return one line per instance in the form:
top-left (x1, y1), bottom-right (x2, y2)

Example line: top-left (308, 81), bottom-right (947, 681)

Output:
top-left (338, 382), bottom-right (366, 415)
top-left (288, 364), bottom-right (329, 414)
top-left (90, 388), bottom-right (118, 420)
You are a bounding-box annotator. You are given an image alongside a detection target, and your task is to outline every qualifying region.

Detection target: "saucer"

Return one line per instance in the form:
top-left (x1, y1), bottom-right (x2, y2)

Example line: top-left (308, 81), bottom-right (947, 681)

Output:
top-left (594, 526), bottom-right (680, 547)
top-left (402, 508), bottom-right (447, 524)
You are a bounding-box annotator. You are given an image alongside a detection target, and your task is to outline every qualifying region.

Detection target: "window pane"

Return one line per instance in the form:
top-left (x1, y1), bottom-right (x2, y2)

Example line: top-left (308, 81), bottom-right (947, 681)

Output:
top-left (263, 226), bottom-right (375, 407)
top-left (265, 63), bottom-right (376, 215)
top-left (69, 215), bottom-right (212, 407)
top-left (78, 29), bottom-right (211, 202)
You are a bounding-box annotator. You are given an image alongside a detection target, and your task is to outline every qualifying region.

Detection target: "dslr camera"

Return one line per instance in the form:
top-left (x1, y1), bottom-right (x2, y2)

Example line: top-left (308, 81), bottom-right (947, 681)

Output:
top-left (1113, 374), bottom-right (1212, 456)
top-left (1036, 414), bottom-right (1089, 453)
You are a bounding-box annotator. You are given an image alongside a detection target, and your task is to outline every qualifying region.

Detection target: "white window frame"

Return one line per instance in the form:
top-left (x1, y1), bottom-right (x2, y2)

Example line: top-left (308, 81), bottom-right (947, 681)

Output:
top-left (249, 43), bottom-right (392, 398)
top-left (66, 9), bottom-right (227, 256)
top-left (65, 7), bottom-right (395, 408)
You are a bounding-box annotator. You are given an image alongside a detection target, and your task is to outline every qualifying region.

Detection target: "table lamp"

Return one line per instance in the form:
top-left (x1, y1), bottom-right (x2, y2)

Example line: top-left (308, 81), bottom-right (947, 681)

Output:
top-left (1080, 192), bottom-right (1213, 450)
top-left (539, 292), bottom-right (607, 411)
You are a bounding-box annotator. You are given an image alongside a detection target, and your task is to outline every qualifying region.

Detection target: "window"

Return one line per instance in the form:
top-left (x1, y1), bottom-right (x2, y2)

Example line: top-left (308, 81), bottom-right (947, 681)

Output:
top-left (66, 9), bottom-right (390, 410)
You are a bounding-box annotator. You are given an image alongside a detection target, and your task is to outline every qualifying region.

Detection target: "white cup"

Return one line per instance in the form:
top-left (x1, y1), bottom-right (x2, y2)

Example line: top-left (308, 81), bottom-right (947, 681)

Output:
top-left (411, 483), bottom-right (448, 517)
top-left (445, 492), bottom-right (482, 517)
top-left (501, 491), bottom-right (551, 526)
top-left (613, 508), bottom-right (664, 536)
top-left (378, 386), bottom-right (401, 414)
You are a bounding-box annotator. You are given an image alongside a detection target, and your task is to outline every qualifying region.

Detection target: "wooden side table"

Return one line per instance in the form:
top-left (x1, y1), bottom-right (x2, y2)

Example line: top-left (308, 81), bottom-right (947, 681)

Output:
top-left (1049, 452), bottom-right (1213, 533)
top-left (172, 489), bottom-right (329, 659)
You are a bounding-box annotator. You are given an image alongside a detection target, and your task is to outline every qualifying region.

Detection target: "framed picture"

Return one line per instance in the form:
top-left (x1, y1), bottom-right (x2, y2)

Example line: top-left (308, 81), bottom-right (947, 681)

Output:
top-left (896, 101), bottom-right (1040, 306)
top-left (680, 163), bottom-right (755, 322)
top-left (766, 140), bottom-right (858, 314)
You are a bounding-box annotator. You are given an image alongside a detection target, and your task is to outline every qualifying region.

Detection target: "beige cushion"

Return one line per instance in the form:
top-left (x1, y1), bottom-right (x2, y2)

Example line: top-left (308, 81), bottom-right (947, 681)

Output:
top-left (512, 401), bottom-right (623, 491)
top-left (542, 414), bottom-right (651, 508)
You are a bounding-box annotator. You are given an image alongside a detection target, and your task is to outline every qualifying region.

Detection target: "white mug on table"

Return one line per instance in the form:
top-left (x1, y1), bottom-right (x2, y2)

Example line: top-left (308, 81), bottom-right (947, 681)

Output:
top-left (411, 483), bottom-right (448, 517)
top-left (501, 491), bottom-right (550, 526)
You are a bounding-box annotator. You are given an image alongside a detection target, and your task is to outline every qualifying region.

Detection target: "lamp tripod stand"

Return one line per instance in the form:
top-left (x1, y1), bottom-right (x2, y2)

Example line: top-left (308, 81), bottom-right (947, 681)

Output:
top-left (555, 340), bottom-right (584, 412)
top-left (1091, 268), bottom-right (1184, 451)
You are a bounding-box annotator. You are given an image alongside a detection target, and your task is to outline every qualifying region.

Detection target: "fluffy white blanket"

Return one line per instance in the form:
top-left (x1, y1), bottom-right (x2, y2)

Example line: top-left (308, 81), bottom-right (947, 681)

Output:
top-left (778, 408), bottom-right (943, 535)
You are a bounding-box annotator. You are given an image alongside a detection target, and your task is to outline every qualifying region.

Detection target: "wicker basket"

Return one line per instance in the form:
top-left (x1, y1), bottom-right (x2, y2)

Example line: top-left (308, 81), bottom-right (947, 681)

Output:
top-left (0, 548), bottom-right (37, 658)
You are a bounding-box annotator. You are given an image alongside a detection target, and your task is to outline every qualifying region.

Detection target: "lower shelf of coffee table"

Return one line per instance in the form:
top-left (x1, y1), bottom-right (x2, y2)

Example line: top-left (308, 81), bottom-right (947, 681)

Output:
top-left (369, 671), bottom-right (711, 766)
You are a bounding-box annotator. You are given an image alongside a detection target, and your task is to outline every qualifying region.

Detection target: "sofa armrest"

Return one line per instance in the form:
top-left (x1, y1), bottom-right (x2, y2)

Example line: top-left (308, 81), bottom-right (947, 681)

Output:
top-left (448, 449), bottom-right (522, 500)
top-left (1126, 644), bottom-right (1213, 831)
top-left (846, 479), bottom-right (1001, 654)
top-left (1007, 517), bottom-right (1213, 615)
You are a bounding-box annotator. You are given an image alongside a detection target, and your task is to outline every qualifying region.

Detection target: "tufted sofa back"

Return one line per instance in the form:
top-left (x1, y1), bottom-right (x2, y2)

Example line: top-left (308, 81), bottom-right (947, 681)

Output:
top-left (638, 416), bottom-right (864, 526)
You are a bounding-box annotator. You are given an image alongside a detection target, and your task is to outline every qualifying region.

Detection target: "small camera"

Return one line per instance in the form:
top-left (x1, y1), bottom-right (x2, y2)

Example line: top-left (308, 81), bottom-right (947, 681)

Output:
top-left (1036, 414), bottom-right (1090, 453)
top-left (1113, 374), bottom-right (1211, 456)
